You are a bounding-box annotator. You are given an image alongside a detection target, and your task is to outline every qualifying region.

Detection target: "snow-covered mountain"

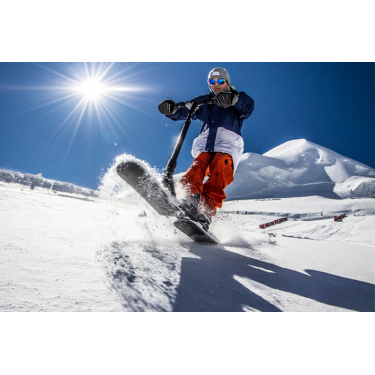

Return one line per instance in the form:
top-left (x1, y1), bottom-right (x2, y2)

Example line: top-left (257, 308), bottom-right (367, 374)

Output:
top-left (225, 139), bottom-right (375, 200)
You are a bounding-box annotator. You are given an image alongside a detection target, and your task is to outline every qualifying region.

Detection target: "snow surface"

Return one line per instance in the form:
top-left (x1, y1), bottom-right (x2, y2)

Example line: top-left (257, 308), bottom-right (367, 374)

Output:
top-left (1, 139), bottom-right (374, 312)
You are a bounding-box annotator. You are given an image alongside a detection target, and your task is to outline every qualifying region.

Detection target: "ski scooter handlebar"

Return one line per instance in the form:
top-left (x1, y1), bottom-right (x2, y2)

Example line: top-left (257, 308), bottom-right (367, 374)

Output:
top-left (175, 98), bottom-right (217, 111)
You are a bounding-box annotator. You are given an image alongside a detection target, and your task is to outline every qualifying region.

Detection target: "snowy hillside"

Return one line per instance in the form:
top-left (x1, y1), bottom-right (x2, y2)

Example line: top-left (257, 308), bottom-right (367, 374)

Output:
top-left (1, 139), bottom-right (374, 312)
top-left (0, 169), bottom-right (97, 197)
top-left (1, 152), bottom-right (374, 312)
top-left (226, 139), bottom-right (375, 200)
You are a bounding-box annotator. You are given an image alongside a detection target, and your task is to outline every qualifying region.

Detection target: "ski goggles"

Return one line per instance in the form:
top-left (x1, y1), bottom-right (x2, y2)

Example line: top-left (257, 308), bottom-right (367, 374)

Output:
top-left (209, 78), bottom-right (226, 85)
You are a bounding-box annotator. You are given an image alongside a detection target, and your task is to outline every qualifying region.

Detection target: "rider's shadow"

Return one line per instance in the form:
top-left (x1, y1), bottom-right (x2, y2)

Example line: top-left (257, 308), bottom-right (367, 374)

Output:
top-left (173, 245), bottom-right (375, 312)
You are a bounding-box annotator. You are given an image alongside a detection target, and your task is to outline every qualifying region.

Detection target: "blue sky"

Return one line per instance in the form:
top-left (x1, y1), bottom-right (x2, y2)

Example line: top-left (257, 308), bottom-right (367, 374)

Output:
top-left (0, 62), bottom-right (373, 190)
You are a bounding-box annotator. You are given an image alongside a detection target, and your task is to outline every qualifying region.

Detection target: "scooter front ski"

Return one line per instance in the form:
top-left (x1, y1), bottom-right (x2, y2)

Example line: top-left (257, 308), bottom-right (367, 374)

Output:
top-left (116, 161), bottom-right (178, 217)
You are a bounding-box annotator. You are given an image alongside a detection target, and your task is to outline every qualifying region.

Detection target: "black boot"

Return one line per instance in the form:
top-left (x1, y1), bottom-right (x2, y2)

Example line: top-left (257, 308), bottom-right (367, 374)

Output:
top-left (197, 212), bottom-right (211, 232)
top-left (180, 193), bottom-right (200, 221)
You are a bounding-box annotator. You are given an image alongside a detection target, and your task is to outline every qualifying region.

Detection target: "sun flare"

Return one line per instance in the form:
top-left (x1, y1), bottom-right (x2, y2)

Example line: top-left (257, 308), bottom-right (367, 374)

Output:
top-left (32, 62), bottom-right (147, 158)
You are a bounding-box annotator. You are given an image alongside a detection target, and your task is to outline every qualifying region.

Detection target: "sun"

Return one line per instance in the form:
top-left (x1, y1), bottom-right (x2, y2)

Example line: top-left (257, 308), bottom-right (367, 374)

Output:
top-left (78, 78), bottom-right (106, 101)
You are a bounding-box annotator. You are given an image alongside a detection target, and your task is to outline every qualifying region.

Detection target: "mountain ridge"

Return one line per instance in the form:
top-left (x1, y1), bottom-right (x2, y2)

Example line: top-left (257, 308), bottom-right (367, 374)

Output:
top-left (1, 139), bottom-right (374, 200)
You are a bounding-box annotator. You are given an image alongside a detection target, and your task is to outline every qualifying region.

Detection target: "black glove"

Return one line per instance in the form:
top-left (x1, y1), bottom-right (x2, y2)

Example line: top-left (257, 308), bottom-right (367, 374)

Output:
top-left (216, 86), bottom-right (239, 108)
top-left (158, 99), bottom-right (178, 115)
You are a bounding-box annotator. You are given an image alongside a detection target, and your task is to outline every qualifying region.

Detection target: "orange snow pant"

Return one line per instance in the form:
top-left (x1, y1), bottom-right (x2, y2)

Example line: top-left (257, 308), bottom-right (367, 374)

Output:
top-left (178, 152), bottom-right (234, 219)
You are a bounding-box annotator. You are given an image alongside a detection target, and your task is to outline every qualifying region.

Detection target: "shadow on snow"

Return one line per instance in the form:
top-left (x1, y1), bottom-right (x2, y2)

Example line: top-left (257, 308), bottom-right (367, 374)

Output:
top-left (172, 245), bottom-right (375, 312)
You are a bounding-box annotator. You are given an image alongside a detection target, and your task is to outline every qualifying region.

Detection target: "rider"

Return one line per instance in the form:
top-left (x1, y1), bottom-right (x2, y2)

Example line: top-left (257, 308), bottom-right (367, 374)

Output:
top-left (158, 67), bottom-right (254, 230)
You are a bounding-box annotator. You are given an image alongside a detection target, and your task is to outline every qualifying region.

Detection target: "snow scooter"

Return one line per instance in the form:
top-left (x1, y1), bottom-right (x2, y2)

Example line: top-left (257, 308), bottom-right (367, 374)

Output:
top-left (116, 98), bottom-right (219, 244)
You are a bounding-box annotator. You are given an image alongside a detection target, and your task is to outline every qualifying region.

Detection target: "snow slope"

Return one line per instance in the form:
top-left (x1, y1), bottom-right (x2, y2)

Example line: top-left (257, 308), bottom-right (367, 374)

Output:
top-left (226, 139), bottom-right (375, 200)
top-left (1, 152), bottom-right (374, 312)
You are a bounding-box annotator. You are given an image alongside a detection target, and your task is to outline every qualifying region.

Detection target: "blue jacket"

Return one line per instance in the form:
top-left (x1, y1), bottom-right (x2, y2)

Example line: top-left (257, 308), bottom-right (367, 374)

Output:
top-left (167, 91), bottom-right (254, 170)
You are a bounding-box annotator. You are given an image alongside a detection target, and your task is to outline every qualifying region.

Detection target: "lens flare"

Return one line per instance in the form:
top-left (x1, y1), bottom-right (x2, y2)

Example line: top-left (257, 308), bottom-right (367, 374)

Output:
top-left (26, 62), bottom-right (148, 164)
